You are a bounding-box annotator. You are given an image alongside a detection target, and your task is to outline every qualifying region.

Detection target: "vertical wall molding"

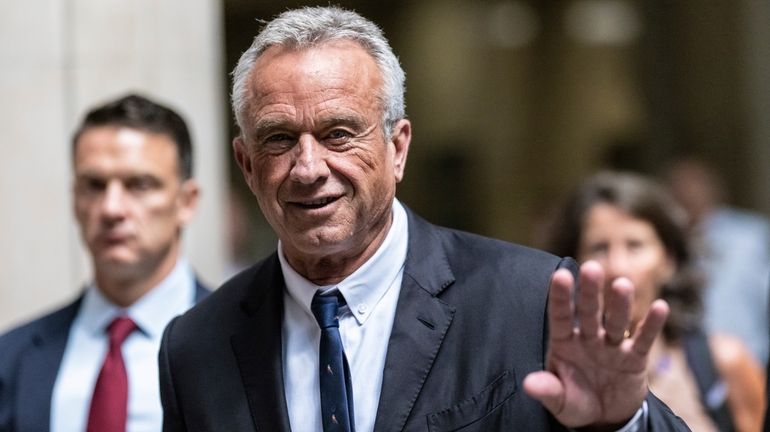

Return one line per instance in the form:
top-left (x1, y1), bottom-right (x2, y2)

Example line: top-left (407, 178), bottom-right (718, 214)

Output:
top-left (0, 0), bottom-right (227, 331)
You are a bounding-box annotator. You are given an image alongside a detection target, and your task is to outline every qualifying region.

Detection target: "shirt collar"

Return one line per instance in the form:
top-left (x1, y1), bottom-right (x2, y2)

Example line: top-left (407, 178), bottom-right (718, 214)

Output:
top-left (280, 199), bottom-right (409, 326)
top-left (78, 258), bottom-right (196, 338)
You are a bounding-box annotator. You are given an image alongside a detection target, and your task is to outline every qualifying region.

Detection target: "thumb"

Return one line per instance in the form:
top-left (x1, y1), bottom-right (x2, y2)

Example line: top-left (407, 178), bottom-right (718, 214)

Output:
top-left (523, 371), bottom-right (565, 415)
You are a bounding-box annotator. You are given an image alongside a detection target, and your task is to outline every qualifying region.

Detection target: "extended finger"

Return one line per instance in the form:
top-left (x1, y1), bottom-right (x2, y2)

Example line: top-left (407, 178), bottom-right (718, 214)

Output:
top-left (576, 261), bottom-right (604, 340)
top-left (631, 299), bottom-right (669, 356)
top-left (523, 371), bottom-right (566, 416)
top-left (548, 268), bottom-right (576, 341)
top-left (603, 277), bottom-right (633, 346)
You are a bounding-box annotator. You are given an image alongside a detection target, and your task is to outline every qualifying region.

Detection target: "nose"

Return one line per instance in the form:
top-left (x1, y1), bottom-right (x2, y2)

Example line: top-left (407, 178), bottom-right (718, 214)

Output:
top-left (604, 248), bottom-right (630, 281)
top-left (100, 181), bottom-right (127, 220)
top-left (289, 134), bottom-right (330, 185)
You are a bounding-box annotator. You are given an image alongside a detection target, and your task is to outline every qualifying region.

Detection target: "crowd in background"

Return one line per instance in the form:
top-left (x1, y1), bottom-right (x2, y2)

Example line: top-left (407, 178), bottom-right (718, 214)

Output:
top-left (541, 168), bottom-right (768, 431)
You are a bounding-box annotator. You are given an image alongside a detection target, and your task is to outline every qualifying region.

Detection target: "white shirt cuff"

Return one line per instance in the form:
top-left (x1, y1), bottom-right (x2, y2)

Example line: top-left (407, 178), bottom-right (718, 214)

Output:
top-left (568, 401), bottom-right (647, 432)
top-left (614, 400), bottom-right (648, 432)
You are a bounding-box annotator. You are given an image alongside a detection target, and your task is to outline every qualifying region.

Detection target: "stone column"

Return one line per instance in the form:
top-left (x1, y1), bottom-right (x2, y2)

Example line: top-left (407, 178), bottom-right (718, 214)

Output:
top-left (0, 0), bottom-right (227, 330)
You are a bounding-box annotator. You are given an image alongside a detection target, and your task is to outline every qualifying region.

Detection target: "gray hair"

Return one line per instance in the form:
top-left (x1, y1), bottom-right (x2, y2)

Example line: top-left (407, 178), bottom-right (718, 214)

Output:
top-left (231, 6), bottom-right (406, 138)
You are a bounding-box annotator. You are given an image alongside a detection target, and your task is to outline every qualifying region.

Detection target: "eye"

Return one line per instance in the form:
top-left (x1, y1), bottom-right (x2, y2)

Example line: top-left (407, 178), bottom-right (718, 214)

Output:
top-left (328, 129), bottom-right (352, 139)
top-left (627, 239), bottom-right (645, 252)
top-left (265, 133), bottom-right (294, 143)
top-left (125, 176), bottom-right (161, 192)
top-left (77, 177), bottom-right (106, 194)
top-left (88, 178), bottom-right (106, 191)
top-left (260, 133), bottom-right (297, 153)
top-left (585, 242), bottom-right (608, 258)
top-left (325, 129), bottom-right (353, 144)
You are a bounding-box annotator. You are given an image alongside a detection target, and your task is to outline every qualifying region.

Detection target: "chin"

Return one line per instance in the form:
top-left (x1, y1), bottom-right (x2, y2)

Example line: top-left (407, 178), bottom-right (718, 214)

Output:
top-left (290, 229), bottom-right (354, 255)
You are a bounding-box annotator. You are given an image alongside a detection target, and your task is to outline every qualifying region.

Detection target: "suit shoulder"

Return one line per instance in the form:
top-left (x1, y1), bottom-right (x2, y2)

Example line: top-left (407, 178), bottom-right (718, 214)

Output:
top-left (167, 255), bottom-right (278, 335)
top-left (0, 300), bottom-right (80, 345)
top-left (0, 299), bottom-right (80, 364)
top-left (405, 210), bottom-right (569, 293)
top-left (432, 223), bottom-right (563, 270)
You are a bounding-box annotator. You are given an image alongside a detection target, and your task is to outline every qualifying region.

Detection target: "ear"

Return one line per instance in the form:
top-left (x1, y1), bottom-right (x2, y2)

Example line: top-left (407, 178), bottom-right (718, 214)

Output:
top-left (176, 178), bottom-right (201, 225)
top-left (233, 136), bottom-right (252, 177)
top-left (390, 119), bottom-right (411, 183)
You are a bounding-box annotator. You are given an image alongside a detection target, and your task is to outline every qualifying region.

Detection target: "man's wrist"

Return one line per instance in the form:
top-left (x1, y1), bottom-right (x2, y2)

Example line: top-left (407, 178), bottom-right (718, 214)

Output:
top-left (571, 401), bottom-right (647, 432)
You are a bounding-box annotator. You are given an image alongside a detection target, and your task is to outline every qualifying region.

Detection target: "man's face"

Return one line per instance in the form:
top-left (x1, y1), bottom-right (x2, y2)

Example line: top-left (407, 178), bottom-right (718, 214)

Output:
top-left (233, 41), bottom-right (411, 265)
top-left (73, 126), bottom-right (198, 279)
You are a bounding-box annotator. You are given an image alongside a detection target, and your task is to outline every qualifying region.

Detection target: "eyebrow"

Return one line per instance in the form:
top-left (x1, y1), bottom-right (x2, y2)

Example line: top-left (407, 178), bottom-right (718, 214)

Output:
top-left (252, 114), bottom-right (369, 137)
top-left (317, 114), bottom-right (368, 129)
top-left (75, 170), bottom-right (162, 181)
top-left (252, 118), bottom-right (292, 134)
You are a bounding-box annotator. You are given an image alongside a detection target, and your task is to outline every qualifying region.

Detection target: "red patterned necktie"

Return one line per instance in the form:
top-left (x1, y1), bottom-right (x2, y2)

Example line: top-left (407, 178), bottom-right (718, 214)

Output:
top-left (87, 316), bottom-right (137, 432)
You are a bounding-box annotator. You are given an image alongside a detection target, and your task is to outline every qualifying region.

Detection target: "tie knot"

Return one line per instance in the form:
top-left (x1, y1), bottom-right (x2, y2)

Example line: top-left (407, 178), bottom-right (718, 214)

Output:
top-left (107, 316), bottom-right (137, 346)
top-left (311, 292), bottom-right (345, 329)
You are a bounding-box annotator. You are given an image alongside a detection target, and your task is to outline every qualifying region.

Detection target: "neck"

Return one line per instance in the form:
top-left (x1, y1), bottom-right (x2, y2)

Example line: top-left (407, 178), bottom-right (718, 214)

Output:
top-left (285, 216), bottom-right (393, 286)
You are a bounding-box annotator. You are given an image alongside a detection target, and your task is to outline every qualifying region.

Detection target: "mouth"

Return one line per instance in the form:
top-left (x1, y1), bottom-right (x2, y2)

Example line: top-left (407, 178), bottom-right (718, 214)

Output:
top-left (99, 231), bottom-right (131, 246)
top-left (290, 195), bottom-right (341, 210)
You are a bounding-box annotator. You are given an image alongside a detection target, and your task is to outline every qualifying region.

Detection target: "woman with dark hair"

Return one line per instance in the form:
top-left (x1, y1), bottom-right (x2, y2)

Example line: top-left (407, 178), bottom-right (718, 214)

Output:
top-left (546, 171), bottom-right (764, 432)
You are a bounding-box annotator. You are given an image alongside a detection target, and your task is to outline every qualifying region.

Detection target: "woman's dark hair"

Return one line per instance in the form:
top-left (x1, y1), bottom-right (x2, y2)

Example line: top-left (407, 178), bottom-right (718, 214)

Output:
top-left (545, 171), bottom-right (701, 342)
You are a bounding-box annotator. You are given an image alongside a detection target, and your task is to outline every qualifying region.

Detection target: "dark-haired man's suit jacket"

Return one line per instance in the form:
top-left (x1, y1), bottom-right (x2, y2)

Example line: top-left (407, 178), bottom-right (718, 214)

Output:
top-left (159, 209), bottom-right (689, 431)
top-left (0, 281), bottom-right (209, 432)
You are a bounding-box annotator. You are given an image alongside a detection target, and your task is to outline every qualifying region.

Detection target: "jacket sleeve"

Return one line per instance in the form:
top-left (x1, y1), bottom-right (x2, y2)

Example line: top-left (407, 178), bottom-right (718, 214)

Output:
top-left (645, 392), bottom-right (692, 431)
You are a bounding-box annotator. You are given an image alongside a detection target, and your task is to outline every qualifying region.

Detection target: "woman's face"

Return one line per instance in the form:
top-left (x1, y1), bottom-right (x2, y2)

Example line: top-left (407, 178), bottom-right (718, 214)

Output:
top-left (577, 203), bottom-right (676, 328)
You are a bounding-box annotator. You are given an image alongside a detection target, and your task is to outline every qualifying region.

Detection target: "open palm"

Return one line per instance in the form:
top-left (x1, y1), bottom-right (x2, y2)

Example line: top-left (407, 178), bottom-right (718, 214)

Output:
top-left (524, 261), bottom-right (669, 430)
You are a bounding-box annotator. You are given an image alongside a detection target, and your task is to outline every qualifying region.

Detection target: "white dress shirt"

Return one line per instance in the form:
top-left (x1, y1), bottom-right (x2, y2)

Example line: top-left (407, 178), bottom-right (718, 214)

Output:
top-left (281, 200), bottom-right (647, 432)
top-left (51, 258), bottom-right (197, 432)
top-left (281, 199), bottom-right (408, 432)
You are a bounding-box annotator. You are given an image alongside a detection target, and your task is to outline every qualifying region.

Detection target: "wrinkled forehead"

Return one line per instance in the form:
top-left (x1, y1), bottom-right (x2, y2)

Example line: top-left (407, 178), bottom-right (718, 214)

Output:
top-left (254, 41), bottom-right (379, 85)
top-left (242, 41), bottom-right (384, 117)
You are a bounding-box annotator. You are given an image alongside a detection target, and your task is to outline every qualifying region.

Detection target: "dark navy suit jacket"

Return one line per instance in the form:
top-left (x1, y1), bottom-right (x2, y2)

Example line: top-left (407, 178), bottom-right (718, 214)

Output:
top-left (0, 280), bottom-right (209, 432)
top-left (158, 209), bottom-right (689, 431)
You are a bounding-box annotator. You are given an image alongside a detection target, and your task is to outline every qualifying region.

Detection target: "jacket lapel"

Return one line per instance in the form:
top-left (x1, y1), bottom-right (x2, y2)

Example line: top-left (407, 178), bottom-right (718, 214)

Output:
top-left (15, 298), bottom-right (81, 432)
top-left (230, 255), bottom-right (292, 432)
top-left (373, 210), bottom-right (456, 432)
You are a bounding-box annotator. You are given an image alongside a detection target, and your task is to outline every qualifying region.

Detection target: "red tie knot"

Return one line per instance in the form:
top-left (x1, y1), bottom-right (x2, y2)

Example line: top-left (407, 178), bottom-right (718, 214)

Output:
top-left (107, 316), bottom-right (137, 347)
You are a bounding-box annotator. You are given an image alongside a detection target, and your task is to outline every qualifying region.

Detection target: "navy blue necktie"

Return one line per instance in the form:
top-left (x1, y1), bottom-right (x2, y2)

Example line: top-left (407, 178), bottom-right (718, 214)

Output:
top-left (311, 291), bottom-right (355, 432)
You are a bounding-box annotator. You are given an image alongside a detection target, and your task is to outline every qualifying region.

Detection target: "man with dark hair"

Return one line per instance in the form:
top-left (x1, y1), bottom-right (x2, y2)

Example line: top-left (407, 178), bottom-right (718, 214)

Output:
top-left (0, 93), bottom-right (210, 432)
top-left (160, 7), bottom-right (689, 432)
top-left (72, 94), bottom-right (195, 181)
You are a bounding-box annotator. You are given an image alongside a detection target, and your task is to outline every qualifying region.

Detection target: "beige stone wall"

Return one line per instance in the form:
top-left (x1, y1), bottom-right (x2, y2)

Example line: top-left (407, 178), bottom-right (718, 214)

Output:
top-left (0, 0), bottom-right (227, 331)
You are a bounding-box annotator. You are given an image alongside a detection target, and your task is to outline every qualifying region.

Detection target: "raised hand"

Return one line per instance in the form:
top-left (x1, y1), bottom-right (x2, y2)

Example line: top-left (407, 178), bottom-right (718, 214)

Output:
top-left (523, 261), bottom-right (669, 430)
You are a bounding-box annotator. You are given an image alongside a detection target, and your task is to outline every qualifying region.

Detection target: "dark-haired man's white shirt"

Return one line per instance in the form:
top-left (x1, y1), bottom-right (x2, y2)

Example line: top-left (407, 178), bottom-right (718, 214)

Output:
top-left (51, 259), bottom-right (196, 432)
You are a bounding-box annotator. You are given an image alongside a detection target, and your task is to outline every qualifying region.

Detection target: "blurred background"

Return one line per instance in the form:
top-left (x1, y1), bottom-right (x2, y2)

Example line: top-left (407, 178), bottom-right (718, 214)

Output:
top-left (1, 0), bottom-right (769, 331)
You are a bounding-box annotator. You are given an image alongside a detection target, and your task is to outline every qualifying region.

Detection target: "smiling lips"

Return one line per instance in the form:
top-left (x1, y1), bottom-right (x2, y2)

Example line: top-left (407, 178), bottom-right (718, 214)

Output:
top-left (291, 195), bottom-right (341, 210)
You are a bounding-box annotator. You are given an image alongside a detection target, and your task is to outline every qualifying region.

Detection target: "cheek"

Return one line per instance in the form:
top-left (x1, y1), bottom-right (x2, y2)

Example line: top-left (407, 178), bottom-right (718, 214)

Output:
top-left (75, 201), bottom-right (97, 230)
top-left (353, 147), bottom-right (382, 172)
top-left (632, 259), bottom-right (666, 303)
top-left (652, 260), bottom-right (674, 292)
top-left (140, 196), bottom-right (181, 228)
top-left (352, 152), bottom-right (393, 194)
top-left (252, 156), bottom-right (288, 196)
